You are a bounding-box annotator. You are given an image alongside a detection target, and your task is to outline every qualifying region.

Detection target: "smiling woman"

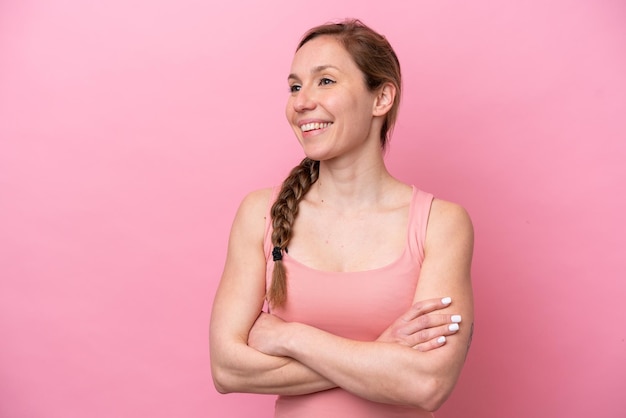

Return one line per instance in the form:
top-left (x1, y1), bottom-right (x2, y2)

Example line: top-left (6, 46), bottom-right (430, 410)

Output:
top-left (282, 36), bottom-right (386, 167)
top-left (209, 19), bottom-right (474, 418)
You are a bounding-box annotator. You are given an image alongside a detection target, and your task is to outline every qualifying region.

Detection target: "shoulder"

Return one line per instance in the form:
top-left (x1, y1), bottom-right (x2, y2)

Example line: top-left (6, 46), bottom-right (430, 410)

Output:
top-left (426, 198), bottom-right (474, 253)
top-left (238, 187), bottom-right (274, 214)
top-left (230, 187), bottom-right (274, 240)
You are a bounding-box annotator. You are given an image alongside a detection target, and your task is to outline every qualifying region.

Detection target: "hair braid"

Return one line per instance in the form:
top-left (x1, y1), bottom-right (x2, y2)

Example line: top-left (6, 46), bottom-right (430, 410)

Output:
top-left (267, 157), bottom-right (319, 307)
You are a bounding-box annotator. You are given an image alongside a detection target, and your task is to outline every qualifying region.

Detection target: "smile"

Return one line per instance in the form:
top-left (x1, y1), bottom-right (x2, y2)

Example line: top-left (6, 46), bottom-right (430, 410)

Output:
top-left (300, 122), bottom-right (333, 132)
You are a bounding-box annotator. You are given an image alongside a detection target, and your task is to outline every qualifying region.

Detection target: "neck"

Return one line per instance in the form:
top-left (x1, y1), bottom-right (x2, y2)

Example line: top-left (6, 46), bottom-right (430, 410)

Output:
top-left (310, 156), bottom-right (397, 209)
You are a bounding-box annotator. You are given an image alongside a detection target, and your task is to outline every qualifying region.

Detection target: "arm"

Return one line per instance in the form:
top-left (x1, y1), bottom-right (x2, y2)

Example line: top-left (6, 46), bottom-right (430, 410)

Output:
top-left (209, 189), bottom-right (335, 395)
top-left (247, 199), bottom-right (474, 411)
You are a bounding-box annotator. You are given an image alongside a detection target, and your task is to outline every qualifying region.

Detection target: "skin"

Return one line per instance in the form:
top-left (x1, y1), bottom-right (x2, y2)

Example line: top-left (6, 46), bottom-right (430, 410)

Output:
top-left (209, 35), bottom-right (474, 412)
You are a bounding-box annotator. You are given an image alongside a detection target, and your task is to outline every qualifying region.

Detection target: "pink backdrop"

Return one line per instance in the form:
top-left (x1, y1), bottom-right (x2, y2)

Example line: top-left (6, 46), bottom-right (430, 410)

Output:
top-left (1, 1), bottom-right (625, 417)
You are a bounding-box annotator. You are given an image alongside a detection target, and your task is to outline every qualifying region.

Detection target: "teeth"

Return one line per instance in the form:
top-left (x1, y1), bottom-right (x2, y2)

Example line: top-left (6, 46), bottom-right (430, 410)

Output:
top-left (300, 122), bottom-right (332, 132)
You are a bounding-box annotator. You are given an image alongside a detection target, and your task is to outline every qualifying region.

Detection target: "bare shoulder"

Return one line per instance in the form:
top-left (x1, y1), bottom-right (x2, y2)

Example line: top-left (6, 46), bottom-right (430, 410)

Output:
top-left (230, 187), bottom-right (274, 243)
top-left (426, 198), bottom-right (474, 252)
top-left (238, 187), bottom-right (273, 214)
top-left (219, 187), bottom-right (274, 295)
top-left (235, 188), bottom-right (273, 222)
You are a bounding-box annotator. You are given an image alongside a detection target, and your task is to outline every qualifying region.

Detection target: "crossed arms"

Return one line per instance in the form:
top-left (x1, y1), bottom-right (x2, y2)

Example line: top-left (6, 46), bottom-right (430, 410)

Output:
top-left (209, 188), bottom-right (474, 412)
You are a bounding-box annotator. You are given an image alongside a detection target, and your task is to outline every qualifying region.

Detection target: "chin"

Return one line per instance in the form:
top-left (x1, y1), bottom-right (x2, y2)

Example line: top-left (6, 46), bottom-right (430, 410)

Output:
top-left (301, 149), bottom-right (331, 162)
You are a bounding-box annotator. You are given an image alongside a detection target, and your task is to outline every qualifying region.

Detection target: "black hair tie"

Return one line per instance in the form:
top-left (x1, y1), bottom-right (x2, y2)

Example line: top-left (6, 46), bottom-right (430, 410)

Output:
top-left (272, 246), bottom-right (283, 262)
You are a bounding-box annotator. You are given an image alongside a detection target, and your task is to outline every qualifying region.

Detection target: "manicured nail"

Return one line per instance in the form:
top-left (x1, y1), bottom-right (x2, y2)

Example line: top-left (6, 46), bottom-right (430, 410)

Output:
top-left (451, 315), bottom-right (462, 323)
top-left (449, 323), bottom-right (459, 332)
top-left (441, 297), bottom-right (452, 305)
top-left (437, 336), bottom-right (446, 344)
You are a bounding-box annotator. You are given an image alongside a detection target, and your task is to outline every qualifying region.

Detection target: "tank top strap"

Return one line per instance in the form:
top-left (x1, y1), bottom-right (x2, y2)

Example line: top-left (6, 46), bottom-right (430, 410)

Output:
top-left (407, 186), bottom-right (434, 265)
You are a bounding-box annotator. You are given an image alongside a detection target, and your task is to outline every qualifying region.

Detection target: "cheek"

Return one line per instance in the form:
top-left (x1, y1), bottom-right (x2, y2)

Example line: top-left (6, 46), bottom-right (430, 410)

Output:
top-left (324, 93), bottom-right (345, 111)
top-left (330, 89), bottom-right (371, 118)
top-left (345, 98), bottom-right (374, 126)
top-left (285, 99), bottom-right (292, 121)
top-left (284, 101), bottom-right (302, 139)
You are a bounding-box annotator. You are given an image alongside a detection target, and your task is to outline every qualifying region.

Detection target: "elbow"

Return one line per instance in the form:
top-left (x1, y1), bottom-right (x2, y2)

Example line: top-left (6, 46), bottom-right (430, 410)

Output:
top-left (421, 393), bottom-right (447, 413)
top-left (213, 378), bottom-right (229, 395)
top-left (409, 376), bottom-right (455, 412)
top-left (213, 382), bottom-right (229, 395)
top-left (211, 364), bottom-right (236, 394)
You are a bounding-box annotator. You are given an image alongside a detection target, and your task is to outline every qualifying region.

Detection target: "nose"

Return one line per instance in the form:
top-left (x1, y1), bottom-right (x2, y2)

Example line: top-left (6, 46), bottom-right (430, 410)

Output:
top-left (292, 86), bottom-right (316, 113)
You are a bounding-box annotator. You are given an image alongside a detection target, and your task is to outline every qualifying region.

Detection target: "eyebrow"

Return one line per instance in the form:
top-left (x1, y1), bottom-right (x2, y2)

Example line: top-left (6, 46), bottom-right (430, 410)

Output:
top-left (288, 65), bottom-right (340, 81)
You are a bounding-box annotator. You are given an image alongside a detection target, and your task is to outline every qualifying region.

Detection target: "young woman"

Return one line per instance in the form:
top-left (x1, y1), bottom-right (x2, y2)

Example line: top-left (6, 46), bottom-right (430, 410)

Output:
top-left (210, 19), bottom-right (474, 417)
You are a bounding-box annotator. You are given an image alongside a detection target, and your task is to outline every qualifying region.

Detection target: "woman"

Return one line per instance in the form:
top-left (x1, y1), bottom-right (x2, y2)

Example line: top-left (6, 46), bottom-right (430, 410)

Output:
top-left (210, 19), bottom-right (474, 417)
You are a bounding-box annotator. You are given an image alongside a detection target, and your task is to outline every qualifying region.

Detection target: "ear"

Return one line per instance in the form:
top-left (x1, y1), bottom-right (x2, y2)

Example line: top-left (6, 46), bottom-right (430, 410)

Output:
top-left (372, 82), bottom-right (396, 117)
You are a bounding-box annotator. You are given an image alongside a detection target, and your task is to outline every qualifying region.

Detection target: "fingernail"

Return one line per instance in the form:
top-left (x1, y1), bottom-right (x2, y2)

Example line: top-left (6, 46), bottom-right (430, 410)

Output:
top-left (441, 297), bottom-right (452, 305)
top-left (437, 336), bottom-right (446, 344)
top-left (451, 315), bottom-right (462, 323)
top-left (449, 323), bottom-right (459, 332)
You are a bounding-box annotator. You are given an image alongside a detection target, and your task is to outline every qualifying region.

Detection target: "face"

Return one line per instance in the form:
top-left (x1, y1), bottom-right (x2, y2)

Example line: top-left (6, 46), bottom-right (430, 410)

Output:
top-left (286, 36), bottom-right (383, 162)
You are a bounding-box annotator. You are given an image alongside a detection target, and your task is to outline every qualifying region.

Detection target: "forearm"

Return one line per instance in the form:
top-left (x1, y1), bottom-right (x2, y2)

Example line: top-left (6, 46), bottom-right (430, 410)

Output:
top-left (211, 340), bottom-right (336, 396)
top-left (281, 322), bottom-right (465, 410)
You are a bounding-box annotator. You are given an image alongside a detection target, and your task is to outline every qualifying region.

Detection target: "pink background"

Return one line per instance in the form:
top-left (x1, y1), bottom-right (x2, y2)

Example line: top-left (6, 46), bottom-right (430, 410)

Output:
top-left (1, 1), bottom-right (625, 417)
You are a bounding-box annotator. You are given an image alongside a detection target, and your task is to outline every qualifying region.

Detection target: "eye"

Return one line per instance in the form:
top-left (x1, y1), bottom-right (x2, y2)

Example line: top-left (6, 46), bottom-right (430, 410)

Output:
top-left (289, 84), bottom-right (301, 93)
top-left (319, 77), bottom-right (335, 86)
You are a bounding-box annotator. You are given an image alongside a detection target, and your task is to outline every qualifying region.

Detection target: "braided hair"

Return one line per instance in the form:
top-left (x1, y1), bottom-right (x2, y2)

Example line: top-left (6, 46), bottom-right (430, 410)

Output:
top-left (267, 158), bottom-right (319, 307)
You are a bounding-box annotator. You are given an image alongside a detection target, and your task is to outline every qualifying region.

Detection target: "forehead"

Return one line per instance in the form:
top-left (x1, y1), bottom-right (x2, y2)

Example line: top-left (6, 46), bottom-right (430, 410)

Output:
top-left (290, 36), bottom-right (359, 75)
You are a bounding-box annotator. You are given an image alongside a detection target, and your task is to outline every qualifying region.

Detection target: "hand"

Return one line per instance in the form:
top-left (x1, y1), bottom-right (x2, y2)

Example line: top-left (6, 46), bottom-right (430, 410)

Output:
top-left (248, 312), bottom-right (290, 357)
top-left (377, 297), bottom-right (462, 352)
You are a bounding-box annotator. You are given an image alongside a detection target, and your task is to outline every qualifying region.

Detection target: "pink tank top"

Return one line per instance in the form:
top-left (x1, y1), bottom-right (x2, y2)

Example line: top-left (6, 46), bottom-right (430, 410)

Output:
top-left (263, 185), bottom-right (435, 418)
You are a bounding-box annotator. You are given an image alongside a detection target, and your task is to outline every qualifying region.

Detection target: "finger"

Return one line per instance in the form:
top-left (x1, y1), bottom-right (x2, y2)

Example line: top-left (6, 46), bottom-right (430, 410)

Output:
top-left (405, 322), bottom-right (461, 347)
top-left (414, 335), bottom-right (448, 352)
top-left (401, 296), bottom-right (453, 322)
top-left (401, 313), bottom-right (463, 335)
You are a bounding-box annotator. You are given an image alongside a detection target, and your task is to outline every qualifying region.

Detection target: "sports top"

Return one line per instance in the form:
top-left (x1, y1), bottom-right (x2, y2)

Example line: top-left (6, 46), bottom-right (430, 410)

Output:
top-left (263, 185), bottom-right (435, 418)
